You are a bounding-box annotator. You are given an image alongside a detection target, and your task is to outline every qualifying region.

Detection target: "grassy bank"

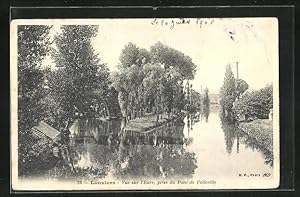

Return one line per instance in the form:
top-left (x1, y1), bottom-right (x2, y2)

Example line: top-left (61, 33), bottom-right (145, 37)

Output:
top-left (238, 119), bottom-right (273, 152)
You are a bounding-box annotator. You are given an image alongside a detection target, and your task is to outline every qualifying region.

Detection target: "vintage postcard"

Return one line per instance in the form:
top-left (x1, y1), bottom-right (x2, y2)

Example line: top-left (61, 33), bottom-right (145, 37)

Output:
top-left (10, 18), bottom-right (279, 190)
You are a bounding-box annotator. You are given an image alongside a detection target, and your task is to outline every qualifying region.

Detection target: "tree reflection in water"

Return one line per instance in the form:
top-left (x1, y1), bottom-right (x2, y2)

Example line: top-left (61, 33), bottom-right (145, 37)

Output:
top-left (112, 123), bottom-right (197, 179)
top-left (221, 121), bottom-right (273, 167)
top-left (241, 134), bottom-right (273, 167)
top-left (221, 123), bottom-right (237, 155)
top-left (50, 118), bottom-right (197, 180)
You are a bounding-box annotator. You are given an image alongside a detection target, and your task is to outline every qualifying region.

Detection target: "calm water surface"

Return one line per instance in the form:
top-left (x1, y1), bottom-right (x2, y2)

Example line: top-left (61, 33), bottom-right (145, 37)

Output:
top-left (47, 105), bottom-right (272, 181)
top-left (184, 106), bottom-right (272, 180)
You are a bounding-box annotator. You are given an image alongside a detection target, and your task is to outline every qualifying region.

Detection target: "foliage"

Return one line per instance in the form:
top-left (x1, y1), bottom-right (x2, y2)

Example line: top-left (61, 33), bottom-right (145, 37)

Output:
top-left (189, 89), bottom-right (202, 113)
top-left (239, 119), bottom-right (272, 151)
top-left (17, 25), bottom-right (52, 175)
top-left (239, 119), bottom-right (273, 166)
top-left (104, 87), bottom-right (122, 117)
top-left (161, 68), bottom-right (184, 114)
top-left (219, 65), bottom-right (236, 123)
top-left (49, 25), bottom-right (110, 128)
top-left (150, 42), bottom-right (197, 80)
top-left (142, 63), bottom-right (165, 113)
top-left (119, 42), bottom-right (151, 68)
top-left (112, 64), bottom-right (145, 118)
top-left (233, 85), bottom-right (273, 121)
top-left (114, 42), bottom-right (198, 121)
top-left (18, 25), bottom-right (52, 133)
top-left (235, 78), bottom-right (249, 98)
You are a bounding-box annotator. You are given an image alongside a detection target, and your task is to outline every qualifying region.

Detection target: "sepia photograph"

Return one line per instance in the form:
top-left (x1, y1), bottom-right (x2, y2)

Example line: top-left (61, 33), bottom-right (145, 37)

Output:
top-left (10, 18), bottom-right (279, 190)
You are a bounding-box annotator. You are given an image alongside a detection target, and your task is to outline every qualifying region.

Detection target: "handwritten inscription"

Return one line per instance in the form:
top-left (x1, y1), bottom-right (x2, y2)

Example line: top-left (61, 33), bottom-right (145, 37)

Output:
top-left (150, 18), bottom-right (215, 30)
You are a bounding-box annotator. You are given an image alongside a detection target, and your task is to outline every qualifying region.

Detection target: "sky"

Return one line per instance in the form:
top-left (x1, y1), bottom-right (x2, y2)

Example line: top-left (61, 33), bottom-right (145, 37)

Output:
top-left (42, 18), bottom-right (278, 93)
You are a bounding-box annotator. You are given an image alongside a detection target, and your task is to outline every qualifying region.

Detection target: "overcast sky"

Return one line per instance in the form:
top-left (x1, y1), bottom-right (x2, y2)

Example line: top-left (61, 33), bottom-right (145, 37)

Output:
top-left (42, 18), bottom-right (278, 93)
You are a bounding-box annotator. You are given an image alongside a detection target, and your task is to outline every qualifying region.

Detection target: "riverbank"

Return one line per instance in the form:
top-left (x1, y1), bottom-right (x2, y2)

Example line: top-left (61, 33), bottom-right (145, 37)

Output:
top-left (124, 112), bottom-right (185, 133)
top-left (238, 119), bottom-right (273, 152)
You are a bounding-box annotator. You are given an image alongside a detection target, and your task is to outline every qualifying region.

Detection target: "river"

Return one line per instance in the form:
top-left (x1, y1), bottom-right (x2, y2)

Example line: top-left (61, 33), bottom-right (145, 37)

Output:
top-left (45, 104), bottom-right (273, 182)
top-left (184, 104), bottom-right (273, 181)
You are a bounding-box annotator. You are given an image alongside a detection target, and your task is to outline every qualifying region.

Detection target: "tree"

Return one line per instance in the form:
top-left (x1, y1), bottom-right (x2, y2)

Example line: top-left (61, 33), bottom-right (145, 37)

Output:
top-left (150, 42), bottom-right (197, 80)
top-left (142, 63), bottom-right (165, 114)
top-left (161, 68), bottom-right (182, 116)
top-left (233, 85), bottom-right (273, 121)
top-left (114, 42), bottom-right (197, 122)
top-left (235, 78), bottom-right (249, 99)
top-left (119, 42), bottom-right (151, 68)
top-left (50, 25), bottom-right (109, 128)
top-left (17, 25), bottom-right (52, 175)
top-left (112, 65), bottom-right (145, 120)
top-left (220, 65), bottom-right (236, 123)
top-left (190, 90), bottom-right (202, 113)
top-left (18, 25), bottom-right (52, 133)
top-left (149, 42), bottom-right (197, 117)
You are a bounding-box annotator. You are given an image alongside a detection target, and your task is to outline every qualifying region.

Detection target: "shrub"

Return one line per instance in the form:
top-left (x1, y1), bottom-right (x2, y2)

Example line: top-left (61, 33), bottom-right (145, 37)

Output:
top-left (234, 85), bottom-right (273, 121)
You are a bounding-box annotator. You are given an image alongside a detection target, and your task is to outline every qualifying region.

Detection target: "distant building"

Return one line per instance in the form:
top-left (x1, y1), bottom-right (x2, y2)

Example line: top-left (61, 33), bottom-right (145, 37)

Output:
top-left (209, 93), bottom-right (219, 104)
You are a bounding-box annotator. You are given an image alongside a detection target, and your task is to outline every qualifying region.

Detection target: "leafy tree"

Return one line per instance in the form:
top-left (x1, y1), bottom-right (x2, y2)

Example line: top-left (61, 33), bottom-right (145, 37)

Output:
top-left (18, 25), bottom-right (52, 133)
top-left (188, 89), bottom-right (201, 113)
top-left (161, 68), bottom-right (183, 115)
top-left (112, 65), bottom-right (145, 120)
top-left (142, 63), bottom-right (165, 113)
top-left (220, 65), bottom-right (236, 123)
top-left (150, 42), bottom-right (197, 80)
top-left (115, 42), bottom-right (197, 122)
top-left (50, 25), bottom-right (109, 128)
top-left (235, 78), bottom-right (249, 99)
top-left (233, 85), bottom-right (273, 121)
top-left (119, 42), bottom-right (151, 68)
top-left (17, 25), bottom-right (52, 175)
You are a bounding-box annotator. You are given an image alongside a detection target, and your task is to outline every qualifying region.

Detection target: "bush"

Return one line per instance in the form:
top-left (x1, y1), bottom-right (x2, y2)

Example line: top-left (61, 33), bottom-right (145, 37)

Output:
top-left (234, 85), bottom-right (273, 121)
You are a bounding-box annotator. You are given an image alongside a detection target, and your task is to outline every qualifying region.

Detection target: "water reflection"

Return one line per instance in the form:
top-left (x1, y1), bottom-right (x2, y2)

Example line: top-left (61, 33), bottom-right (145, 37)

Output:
top-left (46, 106), bottom-right (272, 181)
top-left (67, 118), bottom-right (197, 180)
top-left (113, 143), bottom-right (197, 179)
top-left (221, 121), bottom-right (273, 167)
top-left (242, 133), bottom-right (273, 167)
top-left (186, 107), bottom-right (210, 137)
top-left (221, 123), bottom-right (237, 155)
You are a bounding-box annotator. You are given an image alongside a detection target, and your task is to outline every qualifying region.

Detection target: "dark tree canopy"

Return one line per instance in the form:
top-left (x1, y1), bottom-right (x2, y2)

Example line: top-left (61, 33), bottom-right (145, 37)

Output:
top-left (18, 25), bottom-right (52, 70)
top-left (115, 41), bottom-right (198, 120)
top-left (119, 42), bottom-right (151, 68)
top-left (119, 42), bottom-right (197, 80)
top-left (150, 42), bottom-right (197, 80)
top-left (17, 25), bottom-right (52, 175)
top-left (18, 25), bottom-right (52, 133)
top-left (220, 65), bottom-right (236, 115)
top-left (234, 85), bottom-right (273, 120)
top-left (235, 78), bottom-right (249, 98)
top-left (50, 25), bottom-right (110, 126)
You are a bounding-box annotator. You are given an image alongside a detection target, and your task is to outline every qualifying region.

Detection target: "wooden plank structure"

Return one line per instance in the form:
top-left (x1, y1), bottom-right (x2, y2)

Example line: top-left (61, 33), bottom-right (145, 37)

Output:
top-left (32, 121), bottom-right (61, 143)
top-left (30, 121), bottom-right (77, 172)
